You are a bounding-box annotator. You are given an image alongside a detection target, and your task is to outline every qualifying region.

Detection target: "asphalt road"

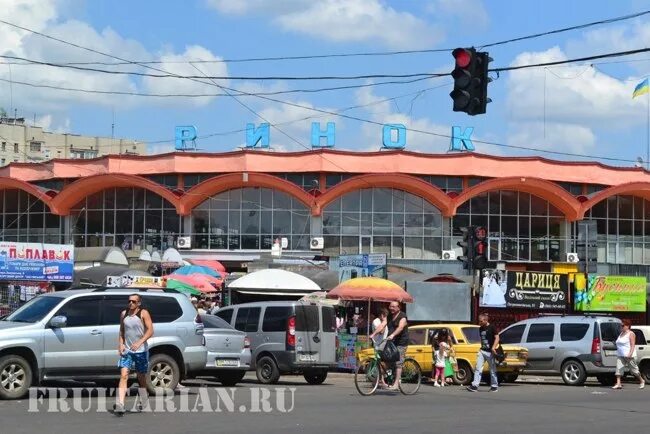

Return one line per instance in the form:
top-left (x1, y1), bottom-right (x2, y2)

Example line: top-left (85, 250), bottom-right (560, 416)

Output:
top-left (0, 375), bottom-right (648, 434)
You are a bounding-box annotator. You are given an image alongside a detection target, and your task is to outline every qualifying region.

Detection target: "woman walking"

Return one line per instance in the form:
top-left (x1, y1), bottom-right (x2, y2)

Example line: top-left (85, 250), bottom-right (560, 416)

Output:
top-left (612, 319), bottom-right (645, 390)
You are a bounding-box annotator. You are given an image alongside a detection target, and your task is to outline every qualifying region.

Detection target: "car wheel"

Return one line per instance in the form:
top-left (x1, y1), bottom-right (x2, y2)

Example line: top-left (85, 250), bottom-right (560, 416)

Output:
top-left (561, 360), bottom-right (587, 386)
top-left (500, 373), bottom-right (519, 383)
top-left (596, 374), bottom-right (616, 386)
top-left (0, 355), bottom-right (33, 400)
top-left (452, 361), bottom-right (473, 386)
top-left (256, 356), bottom-right (280, 384)
top-left (303, 369), bottom-right (328, 385)
top-left (147, 353), bottom-right (180, 395)
top-left (217, 371), bottom-right (246, 387)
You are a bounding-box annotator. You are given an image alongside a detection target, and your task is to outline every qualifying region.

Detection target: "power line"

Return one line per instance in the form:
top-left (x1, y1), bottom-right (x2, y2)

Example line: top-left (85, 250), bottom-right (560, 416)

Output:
top-left (0, 54), bottom-right (442, 81)
top-left (0, 74), bottom-right (438, 98)
top-left (2, 9), bottom-right (649, 65)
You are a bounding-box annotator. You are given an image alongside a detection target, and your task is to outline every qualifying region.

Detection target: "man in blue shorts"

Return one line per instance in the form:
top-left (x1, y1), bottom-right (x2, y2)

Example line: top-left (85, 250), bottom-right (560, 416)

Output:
top-left (114, 294), bottom-right (154, 415)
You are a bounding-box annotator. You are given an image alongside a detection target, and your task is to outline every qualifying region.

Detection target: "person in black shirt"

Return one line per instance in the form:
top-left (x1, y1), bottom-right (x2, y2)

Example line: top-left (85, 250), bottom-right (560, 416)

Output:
top-left (386, 301), bottom-right (409, 390)
top-left (467, 313), bottom-right (500, 392)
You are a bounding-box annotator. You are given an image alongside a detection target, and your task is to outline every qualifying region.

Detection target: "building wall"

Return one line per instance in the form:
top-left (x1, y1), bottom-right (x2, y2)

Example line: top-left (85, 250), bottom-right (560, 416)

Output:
top-left (0, 119), bottom-right (145, 166)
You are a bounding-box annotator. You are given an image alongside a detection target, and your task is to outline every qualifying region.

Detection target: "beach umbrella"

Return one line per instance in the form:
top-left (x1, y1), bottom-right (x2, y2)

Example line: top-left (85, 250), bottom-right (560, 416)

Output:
top-left (167, 275), bottom-right (217, 293)
top-left (165, 278), bottom-right (201, 296)
top-left (173, 265), bottom-right (221, 278)
top-left (189, 259), bottom-right (226, 274)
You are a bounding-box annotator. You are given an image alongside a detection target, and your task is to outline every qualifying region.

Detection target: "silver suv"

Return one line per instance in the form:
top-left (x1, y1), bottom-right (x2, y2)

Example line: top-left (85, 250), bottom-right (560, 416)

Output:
top-left (498, 315), bottom-right (621, 386)
top-left (0, 288), bottom-right (207, 399)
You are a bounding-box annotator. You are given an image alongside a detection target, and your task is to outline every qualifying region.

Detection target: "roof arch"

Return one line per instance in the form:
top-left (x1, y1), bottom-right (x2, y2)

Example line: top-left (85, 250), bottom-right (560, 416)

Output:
top-left (50, 174), bottom-right (182, 215)
top-left (314, 173), bottom-right (453, 216)
top-left (179, 172), bottom-right (316, 215)
top-left (579, 182), bottom-right (650, 219)
top-left (451, 177), bottom-right (582, 221)
top-left (0, 176), bottom-right (56, 210)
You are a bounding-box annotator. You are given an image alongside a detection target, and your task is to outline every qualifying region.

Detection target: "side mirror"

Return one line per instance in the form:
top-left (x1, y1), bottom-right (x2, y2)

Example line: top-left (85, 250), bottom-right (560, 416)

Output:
top-left (49, 315), bottom-right (67, 328)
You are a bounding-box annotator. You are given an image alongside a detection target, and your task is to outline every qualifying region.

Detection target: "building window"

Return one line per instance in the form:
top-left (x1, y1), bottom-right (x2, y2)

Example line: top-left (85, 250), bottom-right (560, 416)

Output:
top-left (452, 190), bottom-right (569, 262)
top-left (183, 174), bottom-right (217, 189)
top-left (190, 187), bottom-right (310, 251)
top-left (13, 143), bottom-right (19, 153)
top-left (70, 187), bottom-right (180, 250)
top-left (583, 195), bottom-right (650, 265)
top-left (325, 174), bottom-right (355, 189)
top-left (146, 174), bottom-right (178, 190)
top-left (278, 173), bottom-right (320, 191)
top-left (557, 182), bottom-right (583, 195)
top-left (1, 142), bottom-right (5, 151)
top-left (0, 190), bottom-right (62, 243)
top-left (1, 158), bottom-right (5, 166)
top-left (420, 176), bottom-right (464, 193)
top-left (322, 188), bottom-right (443, 259)
top-left (71, 150), bottom-right (98, 159)
top-left (29, 141), bottom-right (42, 153)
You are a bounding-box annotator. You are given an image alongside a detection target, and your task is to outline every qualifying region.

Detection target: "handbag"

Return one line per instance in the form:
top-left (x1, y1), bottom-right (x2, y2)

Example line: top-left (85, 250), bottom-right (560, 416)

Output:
top-left (381, 340), bottom-right (400, 363)
top-left (444, 358), bottom-right (455, 378)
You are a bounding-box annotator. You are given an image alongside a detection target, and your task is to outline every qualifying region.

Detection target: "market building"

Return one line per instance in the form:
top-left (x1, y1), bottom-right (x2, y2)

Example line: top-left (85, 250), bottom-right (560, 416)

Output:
top-left (1, 148), bottom-right (650, 278)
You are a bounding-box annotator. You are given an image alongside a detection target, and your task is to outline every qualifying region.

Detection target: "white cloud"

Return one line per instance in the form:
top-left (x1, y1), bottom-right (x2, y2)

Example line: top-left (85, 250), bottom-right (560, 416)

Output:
top-left (508, 121), bottom-right (596, 155)
top-left (207, 0), bottom-right (444, 49)
top-left (506, 47), bottom-right (646, 127)
top-left (141, 45), bottom-right (229, 107)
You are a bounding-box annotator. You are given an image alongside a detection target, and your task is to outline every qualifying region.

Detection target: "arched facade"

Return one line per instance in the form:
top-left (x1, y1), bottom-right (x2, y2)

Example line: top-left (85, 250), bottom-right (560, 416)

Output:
top-left (190, 187), bottom-right (310, 251)
top-left (321, 187), bottom-right (444, 258)
top-left (0, 188), bottom-right (62, 244)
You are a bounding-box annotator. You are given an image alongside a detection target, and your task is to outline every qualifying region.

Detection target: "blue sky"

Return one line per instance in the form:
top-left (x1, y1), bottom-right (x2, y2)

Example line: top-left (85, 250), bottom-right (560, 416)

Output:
top-left (2, 0), bottom-right (650, 166)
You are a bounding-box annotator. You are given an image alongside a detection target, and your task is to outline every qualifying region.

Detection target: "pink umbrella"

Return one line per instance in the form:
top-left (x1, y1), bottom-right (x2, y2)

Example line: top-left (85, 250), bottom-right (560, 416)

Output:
top-left (189, 259), bottom-right (226, 274)
top-left (167, 274), bottom-right (217, 293)
top-left (187, 273), bottom-right (223, 288)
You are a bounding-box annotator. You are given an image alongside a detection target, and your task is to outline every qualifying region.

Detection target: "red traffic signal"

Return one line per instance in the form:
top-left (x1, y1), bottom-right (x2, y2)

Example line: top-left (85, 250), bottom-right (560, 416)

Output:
top-left (452, 48), bottom-right (472, 68)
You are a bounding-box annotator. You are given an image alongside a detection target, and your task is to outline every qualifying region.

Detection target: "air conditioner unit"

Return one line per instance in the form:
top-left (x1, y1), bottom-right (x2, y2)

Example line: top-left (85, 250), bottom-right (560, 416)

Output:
top-left (441, 250), bottom-right (456, 260)
top-left (566, 252), bottom-right (579, 263)
top-left (310, 237), bottom-right (324, 250)
top-left (177, 236), bottom-right (192, 249)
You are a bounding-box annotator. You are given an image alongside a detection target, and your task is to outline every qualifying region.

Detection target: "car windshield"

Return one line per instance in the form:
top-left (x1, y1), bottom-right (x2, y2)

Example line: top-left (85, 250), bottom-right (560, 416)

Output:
top-left (4, 295), bottom-right (65, 323)
top-left (462, 327), bottom-right (481, 344)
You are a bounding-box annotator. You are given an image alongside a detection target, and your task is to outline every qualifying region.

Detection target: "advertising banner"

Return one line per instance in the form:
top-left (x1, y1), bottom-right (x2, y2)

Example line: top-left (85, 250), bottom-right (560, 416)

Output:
top-left (106, 275), bottom-right (163, 288)
top-left (336, 333), bottom-right (357, 370)
top-left (479, 269), bottom-right (568, 310)
top-left (0, 242), bottom-right (74, 282)
top-left (575, 275), bottom-right (647, 312)
top-left (338, 254), bottom-right (387, 283)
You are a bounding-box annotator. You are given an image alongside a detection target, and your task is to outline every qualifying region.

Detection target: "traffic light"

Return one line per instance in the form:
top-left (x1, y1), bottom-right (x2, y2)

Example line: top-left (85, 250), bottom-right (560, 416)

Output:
top-left (457, 226), bottom-right (475, 271)
top-left (473, 226), bottom-right (488, 270)
top-left (450, 48), bottom-right (492, 116)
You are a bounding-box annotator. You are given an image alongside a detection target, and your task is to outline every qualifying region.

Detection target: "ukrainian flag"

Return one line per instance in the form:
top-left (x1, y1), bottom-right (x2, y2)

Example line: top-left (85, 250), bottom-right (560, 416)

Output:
top-left (633, 78), bottom-right (649, 98)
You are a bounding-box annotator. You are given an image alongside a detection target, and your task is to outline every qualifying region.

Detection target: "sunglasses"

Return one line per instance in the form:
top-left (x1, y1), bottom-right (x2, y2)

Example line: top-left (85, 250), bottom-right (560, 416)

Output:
top-left (128, 300), bottom-right (139, 304)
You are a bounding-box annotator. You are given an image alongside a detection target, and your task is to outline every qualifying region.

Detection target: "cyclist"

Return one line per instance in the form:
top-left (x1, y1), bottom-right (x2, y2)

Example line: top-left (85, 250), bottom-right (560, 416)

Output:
top-left (386, 301), bottom-right (409, 390)
top-left (369, 308), bottom-right (389, 388)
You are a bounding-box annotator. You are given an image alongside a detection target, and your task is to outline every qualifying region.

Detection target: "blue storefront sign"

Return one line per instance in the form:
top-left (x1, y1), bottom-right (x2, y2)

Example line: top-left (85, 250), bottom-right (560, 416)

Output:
top-left (338, 254), bottom-right (387, 283)
top-left (0, 242), bottom-right (75, 282)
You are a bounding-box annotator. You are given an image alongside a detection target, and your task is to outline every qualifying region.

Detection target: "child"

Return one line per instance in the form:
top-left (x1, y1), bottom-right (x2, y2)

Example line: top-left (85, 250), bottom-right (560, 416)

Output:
top-left (433, 330), bottom-right (450, 387)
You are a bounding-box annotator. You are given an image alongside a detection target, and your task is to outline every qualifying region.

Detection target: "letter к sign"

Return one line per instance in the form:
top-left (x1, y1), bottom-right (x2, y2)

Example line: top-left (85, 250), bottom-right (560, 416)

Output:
top-left (450, 126), bottom-right (475, 151)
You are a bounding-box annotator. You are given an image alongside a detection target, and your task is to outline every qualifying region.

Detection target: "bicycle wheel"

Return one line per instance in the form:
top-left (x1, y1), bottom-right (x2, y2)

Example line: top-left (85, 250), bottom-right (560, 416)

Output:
top-left (355, 359), bottom-right (380, 396)
top-left (398, 358), bottom-right (422, 395)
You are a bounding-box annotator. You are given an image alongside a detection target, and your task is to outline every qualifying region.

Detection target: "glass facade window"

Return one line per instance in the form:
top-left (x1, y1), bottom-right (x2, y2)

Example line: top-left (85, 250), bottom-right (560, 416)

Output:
top-left (557, 182), bottom-right (583, 195)
top-left (322, 188), bottom-right (443, 259)
top-left (0, 190), bottom-right (63, 244)
top-left (190, 188), bottom-right (310, 251)
top-left (146, 174), bottom-right (178, 189)
top-left (70, 187), bottom-right (180, 250)
top-left (183, 174), bottom-right (217, 190)
top-left (0, 190), bottom-right (63, 243)
top-left (583, 195), bottom-right (650, 265)
top-left (419, 176), bottom-right (464, 193)
top-left (278, 173), bottom-right (320, 191)
top-left (325, 173), bottom-right (355, 188)
top-left (452, 191), bottom-right (569, 262)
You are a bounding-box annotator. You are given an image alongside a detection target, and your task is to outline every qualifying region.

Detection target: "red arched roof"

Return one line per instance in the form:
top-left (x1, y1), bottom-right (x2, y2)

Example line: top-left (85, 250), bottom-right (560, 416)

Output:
top-left (314, 173), bottom-right (452, 216)
top-left (579, 182), bottom-right (650, 219)
top-left (0, 177), bottom-right (55, 210)
top-left (179, 173), bottom-right (316, 215)
top-left (451, 177), bottom-right (581, 221)
top-left (50, 174), bottom-right (182, 215)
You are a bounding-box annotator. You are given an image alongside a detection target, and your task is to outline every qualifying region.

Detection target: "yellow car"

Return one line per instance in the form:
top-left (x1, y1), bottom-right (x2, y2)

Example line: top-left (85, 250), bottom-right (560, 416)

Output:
top-left (358, 323), bottom-right (528, 385)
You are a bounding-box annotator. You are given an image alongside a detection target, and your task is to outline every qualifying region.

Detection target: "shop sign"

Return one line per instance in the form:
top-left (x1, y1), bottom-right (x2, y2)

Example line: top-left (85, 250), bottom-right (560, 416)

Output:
top-left (106, 275), bottom-right (163, 288)
top-left (575, 275), bottom-right (646, 313)
top-left (0, 242), bottom-right (74, 282)
top-left (338, 254), bottom-right (387, 283)
top-left (480, 270), bottom-right (568, 310)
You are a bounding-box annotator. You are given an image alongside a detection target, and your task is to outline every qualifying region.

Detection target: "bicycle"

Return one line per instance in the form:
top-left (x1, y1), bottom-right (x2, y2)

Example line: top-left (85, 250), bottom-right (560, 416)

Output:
top-left (354, 340), bottom-right (422, 396)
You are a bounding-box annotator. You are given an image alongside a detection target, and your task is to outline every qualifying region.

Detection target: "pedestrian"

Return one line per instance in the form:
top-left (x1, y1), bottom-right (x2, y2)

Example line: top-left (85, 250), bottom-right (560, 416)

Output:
top-left (467, 313), bottom-right (500, 392)
top-left (197, 300), bottom-right (207, 315)
top-left (114, 294), bottom-right (154, 415)
top-left (612, 319), bottom-right (645, 390)
top-left (386, 301), bottom-right (409, 390)
top-left (433, 329), bottom-right (450, 387)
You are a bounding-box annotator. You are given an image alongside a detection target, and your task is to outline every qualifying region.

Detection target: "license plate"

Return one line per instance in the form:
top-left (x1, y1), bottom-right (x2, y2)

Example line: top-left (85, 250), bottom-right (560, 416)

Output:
top-left (215, 359), bottom-right (240, 367)
top-left (604, 351), bottom-right (617, 357)
top-left (299, 354), bottom-right (317, 362)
